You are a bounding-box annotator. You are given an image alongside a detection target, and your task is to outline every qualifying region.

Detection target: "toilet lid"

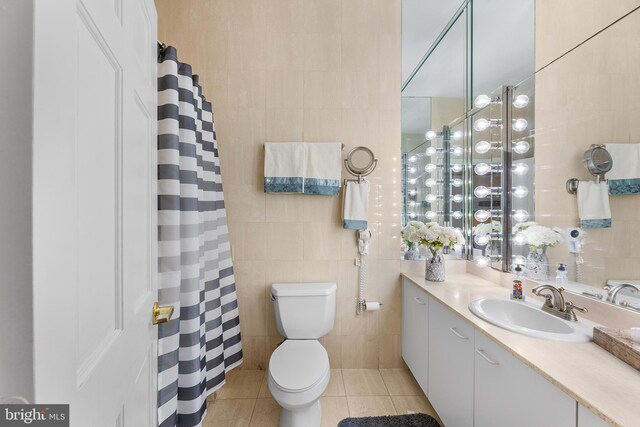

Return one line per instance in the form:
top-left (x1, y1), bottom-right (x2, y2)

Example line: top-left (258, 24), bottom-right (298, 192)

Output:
top-left (269, 340), bottom-right (329, 392)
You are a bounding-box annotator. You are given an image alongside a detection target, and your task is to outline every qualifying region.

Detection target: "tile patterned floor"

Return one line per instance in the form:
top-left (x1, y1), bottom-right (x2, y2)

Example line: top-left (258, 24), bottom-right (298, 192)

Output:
top-left (204, 369), bottom-right (443, 427)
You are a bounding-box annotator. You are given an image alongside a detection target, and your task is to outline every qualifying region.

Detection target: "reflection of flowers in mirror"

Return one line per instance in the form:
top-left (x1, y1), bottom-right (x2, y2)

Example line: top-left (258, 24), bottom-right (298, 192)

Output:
top-left (473, 221), bottom-right (502, 236)
top-left (512, 222), bottom-right (564, 251)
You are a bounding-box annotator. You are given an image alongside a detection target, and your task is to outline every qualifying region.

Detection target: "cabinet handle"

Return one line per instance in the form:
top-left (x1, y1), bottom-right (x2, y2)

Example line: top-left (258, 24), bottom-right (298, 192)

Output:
top-left (449, 327), bottom-right (469, 340)
top-left (414, 297), bottom-right (426, 305)
top-left (476, 348), bottom-right (500, 366)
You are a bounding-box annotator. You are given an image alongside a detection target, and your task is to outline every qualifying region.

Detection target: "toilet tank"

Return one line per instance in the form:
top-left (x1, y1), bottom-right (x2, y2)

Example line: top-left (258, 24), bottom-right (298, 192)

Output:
top-left (271, 282), bottom-right (337, 339)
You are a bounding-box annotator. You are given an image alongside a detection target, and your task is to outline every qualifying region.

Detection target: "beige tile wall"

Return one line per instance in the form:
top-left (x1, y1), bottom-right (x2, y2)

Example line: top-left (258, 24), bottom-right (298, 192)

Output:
top-left (535, 5), bottom-right (640, 287)
top-left (156, 0), bottom-right (403, 369)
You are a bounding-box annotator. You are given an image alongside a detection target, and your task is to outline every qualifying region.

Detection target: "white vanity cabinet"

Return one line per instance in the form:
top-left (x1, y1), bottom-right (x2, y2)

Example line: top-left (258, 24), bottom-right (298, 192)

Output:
top-left (428, 298), bottom-right (475, 427)
top-left (578, 404), bottom-right (612, 427)
top-left (474, 331), bottom-right (577, 427)
top-left (402, 278), bottom-right (429, 394)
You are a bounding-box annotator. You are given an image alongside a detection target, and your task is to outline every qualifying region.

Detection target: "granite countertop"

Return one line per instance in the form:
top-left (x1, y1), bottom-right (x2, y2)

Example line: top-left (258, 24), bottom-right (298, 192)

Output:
top-left (401, 272), bottom-right (640, 427)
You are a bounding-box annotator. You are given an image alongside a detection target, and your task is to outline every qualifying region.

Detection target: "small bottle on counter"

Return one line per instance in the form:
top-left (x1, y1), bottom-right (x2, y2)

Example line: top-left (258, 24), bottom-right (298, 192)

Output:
top-left (511, 264), bottom-right (524, 301)
top-left (555, 263), bottom-right (568, 286)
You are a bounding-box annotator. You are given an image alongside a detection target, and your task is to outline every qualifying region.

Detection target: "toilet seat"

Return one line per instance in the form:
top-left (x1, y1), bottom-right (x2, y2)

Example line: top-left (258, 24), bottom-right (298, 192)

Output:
top-left (269, 340), bottom-right (329, 393)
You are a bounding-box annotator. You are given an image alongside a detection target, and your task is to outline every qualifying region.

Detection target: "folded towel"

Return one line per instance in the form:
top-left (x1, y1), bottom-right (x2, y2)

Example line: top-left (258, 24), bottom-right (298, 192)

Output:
top-left (264, 143), bottom-right (306, 193)
top-left (303, 143), bottom-right (342, 195)
top-left (343, 180), bottom-right (370, 230)
top-left (577, 181), bottom-right (611, 229)
top-left (606, 143), bottom-right (640, 194)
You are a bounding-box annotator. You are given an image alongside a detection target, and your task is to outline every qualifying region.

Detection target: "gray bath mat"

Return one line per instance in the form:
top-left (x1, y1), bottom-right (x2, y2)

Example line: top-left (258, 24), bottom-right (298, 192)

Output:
top-left (338, 413), bottom-right (439, 427)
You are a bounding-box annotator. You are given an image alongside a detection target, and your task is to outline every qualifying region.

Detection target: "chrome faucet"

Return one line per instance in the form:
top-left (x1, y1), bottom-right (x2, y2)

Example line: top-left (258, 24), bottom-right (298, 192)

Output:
top-left (531, 284), bottom-right (588, 321)
top-left (604, 283), bottom-right (640, 304)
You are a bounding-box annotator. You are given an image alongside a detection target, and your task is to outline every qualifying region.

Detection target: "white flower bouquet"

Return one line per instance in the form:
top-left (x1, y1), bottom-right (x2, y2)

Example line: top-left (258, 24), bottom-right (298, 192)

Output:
top-left (402, 221), bottom-right (465, 255)
top-left (513, 222), bottom-right (564, 251)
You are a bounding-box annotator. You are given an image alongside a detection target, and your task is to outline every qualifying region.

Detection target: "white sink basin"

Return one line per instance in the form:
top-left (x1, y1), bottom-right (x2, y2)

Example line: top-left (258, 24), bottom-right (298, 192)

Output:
top-left (469, 298), bottom-right (593, 342)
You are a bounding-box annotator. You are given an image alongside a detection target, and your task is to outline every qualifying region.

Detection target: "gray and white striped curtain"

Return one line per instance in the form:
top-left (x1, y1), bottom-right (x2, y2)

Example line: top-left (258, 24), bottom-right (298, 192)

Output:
top-left (157, 46), bottom-right (243, 427)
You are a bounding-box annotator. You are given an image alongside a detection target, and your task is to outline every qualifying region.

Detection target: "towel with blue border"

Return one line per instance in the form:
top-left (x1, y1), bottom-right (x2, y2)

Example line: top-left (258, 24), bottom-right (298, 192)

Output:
top-left (264, 142), bottom-right (341, 195)
top-left (577, 181), bottom-right (611, 229)
top-left (607, 143), bottom-right (640, 195)
top-left (343, 180), bottom-right (370, 230)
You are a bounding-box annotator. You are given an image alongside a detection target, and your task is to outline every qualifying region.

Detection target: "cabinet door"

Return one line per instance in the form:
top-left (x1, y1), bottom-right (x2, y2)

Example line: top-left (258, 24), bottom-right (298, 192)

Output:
top-left (474, 331), bottom-right (577, 427)
top-left (578, 404), bottom-right (612, 427)
top-left (402, 279), bottom-right (429, 394)
top-left (428, 298), bottom-right (475, 427)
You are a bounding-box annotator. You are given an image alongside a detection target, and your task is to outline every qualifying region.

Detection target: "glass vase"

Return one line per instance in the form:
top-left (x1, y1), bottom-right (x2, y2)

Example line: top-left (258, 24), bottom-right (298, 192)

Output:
top-left (525, 247), bottom-right (549, 280)
top-left (404, 246), bottom-right (421, 260)
top-left (425, 249), bottom-right (445, 282)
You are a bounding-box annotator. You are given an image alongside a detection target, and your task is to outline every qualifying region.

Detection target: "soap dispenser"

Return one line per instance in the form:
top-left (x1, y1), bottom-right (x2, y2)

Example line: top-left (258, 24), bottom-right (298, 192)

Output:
top-left (511, 264), bottom-right (524, 301)
top-left (555, 263), bottom-right (568, 286)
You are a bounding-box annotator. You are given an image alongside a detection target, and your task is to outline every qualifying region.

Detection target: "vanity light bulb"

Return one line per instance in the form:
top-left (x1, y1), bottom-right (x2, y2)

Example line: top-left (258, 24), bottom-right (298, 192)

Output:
top-left (473, 118), bottom-right (491, 132)
top-left (424, 163), bottom-right (437, 173)
top-left (425, 194), bottom-right (438, 203)
top-left (425, 146), bottom-right (438, 156)
top-left (474, 94), bottom-right (492, 109)
top-left (425, 178), bottom-right (438, 187)
top-left (513, 94), bottom-right (530, 109)
top-left (513, 186), bottom-right (529, 198)
top-left (512, 162), bottom-right (529, 175)
top-left (408, 155), bottom-right (418, 163)
top-left (513, 209), bottom-right (530, 222)
top-left (474, 163), bottom-right (491, 175)
top-left (513, 233), bottom-right (527, 245)
top-left (425, 211), bottom-right (438, 220)
top-left (408, 189), bottom-right (417, 196)
top-left (476, 256), bottom-right (491, 267)
top-left (513, 255), bottom-right (527, 266)
top-left (408, 200), bottom-right (416, 207)
top-left (408, 178), bottom-right (417, 185)
top-left (408, 212), bottom-right (417, 219)
top-left (408, 166), bottom-right (417, 174)
top-left (513, 140), bottom-right (530, 154)
top-left (513, 118), bottom-right (528, 132)
top-left (451, 146), bottom-right (463, 156)
top-left (452, 211), bottom-right (463, 220)
top-left (452, 130), bottom-right (463, 141)
top-left (452, 178), bottom-right (463, 187)
top-left (474, 186), bottom-right (490, 198)
top-left (425, 130), bottom-right (438, 141)
top-left (474, 234), bottom-right (490, 246)
top-left (452, 194), bottom-right (463, 203)
top-left (474, 210), bottom-right (491, 223)
top-left (451, 163), bottom-right (463, 173)
top-left (474, 140), bottom-right (491, 154)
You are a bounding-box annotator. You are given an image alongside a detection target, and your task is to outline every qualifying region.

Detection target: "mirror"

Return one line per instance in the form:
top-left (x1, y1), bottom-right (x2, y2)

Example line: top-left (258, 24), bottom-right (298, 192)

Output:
top-left (402, 0), bottom-right (640, 312)
top-left (346, 147), bottom-right (376, 175)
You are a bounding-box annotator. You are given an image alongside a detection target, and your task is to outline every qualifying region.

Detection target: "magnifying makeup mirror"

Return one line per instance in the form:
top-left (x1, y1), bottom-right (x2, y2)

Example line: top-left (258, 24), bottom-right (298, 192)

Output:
top-left (583, 145), bottom-right (612, 177)
top-left (345, 146), bottom-right (377, 178)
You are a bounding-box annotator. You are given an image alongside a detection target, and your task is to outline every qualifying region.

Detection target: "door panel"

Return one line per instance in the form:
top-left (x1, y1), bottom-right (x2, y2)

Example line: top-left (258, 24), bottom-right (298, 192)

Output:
top-left (32, 0), bottom-right (158, 425)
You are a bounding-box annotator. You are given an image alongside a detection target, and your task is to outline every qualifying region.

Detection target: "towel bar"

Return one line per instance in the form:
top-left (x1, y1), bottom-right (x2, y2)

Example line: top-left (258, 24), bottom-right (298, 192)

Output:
top-left (262, 143), bottom-right (345, 149)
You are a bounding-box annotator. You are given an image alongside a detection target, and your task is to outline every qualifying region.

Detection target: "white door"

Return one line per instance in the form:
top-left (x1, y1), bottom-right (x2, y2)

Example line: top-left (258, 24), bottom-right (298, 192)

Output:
top-left (32, 0), bottom-right (158, 426)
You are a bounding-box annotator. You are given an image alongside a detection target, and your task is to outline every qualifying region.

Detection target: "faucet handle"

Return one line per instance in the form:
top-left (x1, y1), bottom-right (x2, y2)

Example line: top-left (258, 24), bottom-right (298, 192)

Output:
top-left (565, 301), bottom-right (588, 314)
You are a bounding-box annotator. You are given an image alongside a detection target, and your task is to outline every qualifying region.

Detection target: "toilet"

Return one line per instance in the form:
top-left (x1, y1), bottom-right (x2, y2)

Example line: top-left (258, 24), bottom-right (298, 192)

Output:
top-left (268, 282), bottom-right (337, 427)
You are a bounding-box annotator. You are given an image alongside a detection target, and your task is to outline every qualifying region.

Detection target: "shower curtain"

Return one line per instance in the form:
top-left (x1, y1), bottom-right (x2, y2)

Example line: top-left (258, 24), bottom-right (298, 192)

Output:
top-left (157, 46), bottom-right (243, 427)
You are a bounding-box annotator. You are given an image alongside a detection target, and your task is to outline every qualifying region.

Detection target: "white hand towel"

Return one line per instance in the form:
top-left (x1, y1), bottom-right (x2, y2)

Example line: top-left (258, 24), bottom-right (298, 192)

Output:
top-left (264, 143), bottom-right (305, 193)
top-left (577, 181), bottom-right (611, 229)
top-left (606, 143), bottom-right (640, 194)
top-left (303, 143), bottom-right (342, 195)
top-left (343, 180), bottom-right (370, 230)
